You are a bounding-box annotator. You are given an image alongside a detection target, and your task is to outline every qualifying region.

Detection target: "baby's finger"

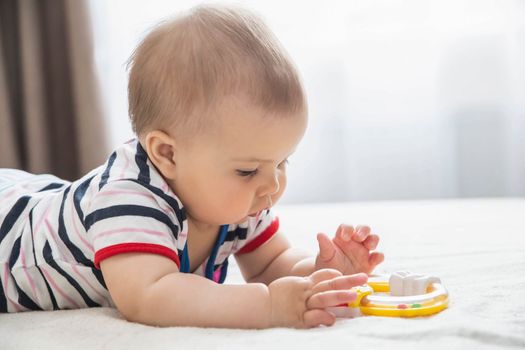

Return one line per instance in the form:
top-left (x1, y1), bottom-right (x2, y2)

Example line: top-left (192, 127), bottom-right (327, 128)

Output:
top-left (308, 268), bottom-right (342, 285)
top-left (317, 233), bottom-right (336, 262)
top-left (352, 225), bottom-right (371, 243)
top-left (363, 234), bottom-right (380, 250)
top-left (312, 273), bottom-right (368, 294)
top-left (303, 309), bottom-right (336, 328)
top-left (306, 290), bottom-right (357, 309)
top-left (336, 224), bottom-right (354, 242)
top-left (368, 251), bottom-right (384, 269)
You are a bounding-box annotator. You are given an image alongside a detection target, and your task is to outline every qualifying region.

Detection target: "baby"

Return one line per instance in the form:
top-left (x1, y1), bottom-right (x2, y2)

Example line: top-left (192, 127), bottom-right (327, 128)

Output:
top-left (0, 5), bottom-right (383, 328)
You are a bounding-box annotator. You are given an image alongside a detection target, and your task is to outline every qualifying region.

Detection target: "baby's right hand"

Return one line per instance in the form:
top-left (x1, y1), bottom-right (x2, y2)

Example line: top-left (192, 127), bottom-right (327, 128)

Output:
top-left (267, 269), bottom-right (368, 328)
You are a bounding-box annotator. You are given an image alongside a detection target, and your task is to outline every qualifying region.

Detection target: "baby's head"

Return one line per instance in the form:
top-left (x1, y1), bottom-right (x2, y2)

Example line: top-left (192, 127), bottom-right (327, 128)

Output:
top-left (128, 4), bottom-right (306, 143)
top-left (127, 5), bottom-right (308, 225)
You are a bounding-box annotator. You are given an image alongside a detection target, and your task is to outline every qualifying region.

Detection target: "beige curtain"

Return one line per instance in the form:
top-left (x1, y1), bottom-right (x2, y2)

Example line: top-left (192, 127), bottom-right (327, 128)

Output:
top-left (0, 0), bottom-right (107, 180)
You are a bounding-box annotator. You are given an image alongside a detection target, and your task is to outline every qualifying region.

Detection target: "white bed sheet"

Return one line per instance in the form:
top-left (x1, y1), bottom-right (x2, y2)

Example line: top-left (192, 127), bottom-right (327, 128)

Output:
top-left (1, 199), bottom-right (524, 350)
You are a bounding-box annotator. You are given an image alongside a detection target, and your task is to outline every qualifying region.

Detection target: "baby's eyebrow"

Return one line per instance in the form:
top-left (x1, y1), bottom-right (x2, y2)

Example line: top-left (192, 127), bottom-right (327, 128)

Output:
top-left (231, 157), bottom-right (274, 163)
top-left (232, 151), bottom-right (295, 163)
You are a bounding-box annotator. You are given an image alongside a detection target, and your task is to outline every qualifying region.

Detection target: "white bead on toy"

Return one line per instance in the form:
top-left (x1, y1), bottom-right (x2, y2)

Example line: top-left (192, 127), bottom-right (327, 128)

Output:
top-left (389, 270), bottom-right (441, 296)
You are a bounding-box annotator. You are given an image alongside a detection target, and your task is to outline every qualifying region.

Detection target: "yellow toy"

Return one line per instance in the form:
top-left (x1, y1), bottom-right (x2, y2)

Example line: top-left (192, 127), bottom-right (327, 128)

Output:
top-left (328, 271), bottom-right (449, 318)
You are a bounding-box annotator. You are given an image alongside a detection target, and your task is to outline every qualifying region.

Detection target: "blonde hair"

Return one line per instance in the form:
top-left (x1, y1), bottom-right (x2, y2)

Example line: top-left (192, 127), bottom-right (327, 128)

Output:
top-left (127, 4), bottom-right (306, 138)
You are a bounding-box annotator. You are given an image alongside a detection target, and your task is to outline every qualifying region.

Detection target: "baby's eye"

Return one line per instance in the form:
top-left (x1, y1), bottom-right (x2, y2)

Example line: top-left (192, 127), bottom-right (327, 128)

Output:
top-left (236, 169), bottom-right (258, 177)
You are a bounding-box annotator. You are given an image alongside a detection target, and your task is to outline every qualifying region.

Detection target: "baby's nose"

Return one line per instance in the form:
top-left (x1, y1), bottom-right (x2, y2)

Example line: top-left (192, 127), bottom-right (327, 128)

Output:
top-left (260, 172), bottom-right (280, 197)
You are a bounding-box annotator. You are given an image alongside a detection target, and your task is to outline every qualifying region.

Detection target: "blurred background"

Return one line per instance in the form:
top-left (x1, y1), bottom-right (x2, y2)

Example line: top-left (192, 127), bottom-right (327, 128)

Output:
top-left (1, 0), bottom-right (524, 204)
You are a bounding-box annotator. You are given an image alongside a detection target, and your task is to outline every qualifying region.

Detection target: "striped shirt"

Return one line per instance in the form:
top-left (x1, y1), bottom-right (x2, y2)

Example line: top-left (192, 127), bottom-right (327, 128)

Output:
top-left (0, 139), bottom-right (279, 312)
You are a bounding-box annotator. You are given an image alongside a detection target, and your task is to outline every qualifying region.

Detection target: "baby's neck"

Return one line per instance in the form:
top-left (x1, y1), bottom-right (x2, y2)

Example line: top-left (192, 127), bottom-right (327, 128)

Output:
top-left (186, 218), bottom-right (222, 272)
top-left (187, 217), bottom-right (220, 236)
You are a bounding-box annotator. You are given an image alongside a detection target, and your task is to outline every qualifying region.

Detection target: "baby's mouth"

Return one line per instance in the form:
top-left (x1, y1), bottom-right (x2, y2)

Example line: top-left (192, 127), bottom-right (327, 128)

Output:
top-left (248, 208), bottom-right (268, 218)
top-left (247, 197), bottom-right (273, 218)
top-left (248, 196), bottom-right (273, 217)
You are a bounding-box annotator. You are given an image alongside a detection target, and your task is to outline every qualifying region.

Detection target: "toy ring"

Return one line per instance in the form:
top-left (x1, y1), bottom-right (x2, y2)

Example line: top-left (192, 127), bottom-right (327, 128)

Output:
top-left (328, 271), bottom-right (449, 318)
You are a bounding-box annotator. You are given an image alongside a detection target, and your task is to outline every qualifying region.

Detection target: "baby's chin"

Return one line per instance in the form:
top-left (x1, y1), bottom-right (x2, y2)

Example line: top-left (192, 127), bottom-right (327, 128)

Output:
top-left (232, 212), bottom-right (259, 225)
top-left (232, 216), bottom-right (250, 224)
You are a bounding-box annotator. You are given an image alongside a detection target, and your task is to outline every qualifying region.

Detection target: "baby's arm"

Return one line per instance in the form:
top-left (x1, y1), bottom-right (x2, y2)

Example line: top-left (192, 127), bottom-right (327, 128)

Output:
top-left (236, 226), bottom-right (382, 284)
top-left (236, 231), bottom-right (314, 284)
top-left (100, 252), bottom-right (361, 328)
top-left (101, 253), bottom-right (268, 328)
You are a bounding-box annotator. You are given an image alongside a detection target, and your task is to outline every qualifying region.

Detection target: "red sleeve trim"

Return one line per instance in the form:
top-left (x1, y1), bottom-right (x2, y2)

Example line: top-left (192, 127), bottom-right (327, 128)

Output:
top-left (94, 243), bottom-right (180, 269)
top-left (236, 217), bottom-right (279, 255)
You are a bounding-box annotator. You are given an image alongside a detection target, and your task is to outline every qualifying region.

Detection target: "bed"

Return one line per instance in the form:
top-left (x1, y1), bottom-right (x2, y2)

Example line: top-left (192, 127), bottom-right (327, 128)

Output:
top-left (1, 198), bottom-right (524, 349)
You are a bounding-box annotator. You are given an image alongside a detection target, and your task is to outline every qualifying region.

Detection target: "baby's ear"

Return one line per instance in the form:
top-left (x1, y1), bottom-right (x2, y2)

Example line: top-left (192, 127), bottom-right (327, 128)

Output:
top-left (143, 130), bottom-right (177, 179)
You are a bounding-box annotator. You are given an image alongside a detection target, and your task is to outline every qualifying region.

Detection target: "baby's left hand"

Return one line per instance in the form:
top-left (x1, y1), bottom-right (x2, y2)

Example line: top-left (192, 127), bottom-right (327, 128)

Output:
top-left (315, 224), bottom-right (384, 275)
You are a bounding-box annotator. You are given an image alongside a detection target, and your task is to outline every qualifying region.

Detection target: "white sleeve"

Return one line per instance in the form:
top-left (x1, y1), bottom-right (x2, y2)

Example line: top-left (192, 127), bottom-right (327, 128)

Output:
top-left (83, 180), bottom-right (182, 268)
